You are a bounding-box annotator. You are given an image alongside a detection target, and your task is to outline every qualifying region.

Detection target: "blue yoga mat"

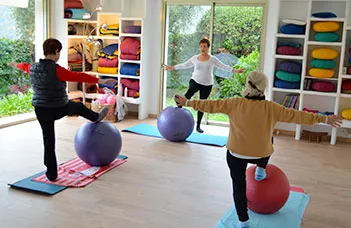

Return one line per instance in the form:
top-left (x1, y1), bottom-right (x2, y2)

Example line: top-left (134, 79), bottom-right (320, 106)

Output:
top-left (122, 124), bottom-right (228, 147)
top-left (216, 191), bottom-right (310, 228)
top-left (8, 155), bottom-right (129, 195)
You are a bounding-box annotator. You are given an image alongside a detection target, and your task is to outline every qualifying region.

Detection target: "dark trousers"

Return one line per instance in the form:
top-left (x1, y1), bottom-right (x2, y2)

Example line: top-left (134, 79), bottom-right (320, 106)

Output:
top-left (226, 150), bottom-right (271, 222)
top-left (184, 79), bottom-right (212, 126)
top-left (34, 101), bottom-right (99, 179)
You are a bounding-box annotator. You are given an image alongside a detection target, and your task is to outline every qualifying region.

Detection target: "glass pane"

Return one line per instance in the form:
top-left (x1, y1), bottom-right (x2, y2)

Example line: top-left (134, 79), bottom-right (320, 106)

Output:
top-left (0, 0), bottom-right (38, 118)
top-left (164, 4), bottom-right (211, 119)
top-left (209, 5), bottom-right (264, 123)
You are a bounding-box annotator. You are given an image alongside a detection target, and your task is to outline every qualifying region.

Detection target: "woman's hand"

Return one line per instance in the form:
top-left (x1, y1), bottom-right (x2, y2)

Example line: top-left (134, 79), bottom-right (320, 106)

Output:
top-left (8, 62), bottom-right (17, 68)
top-left (174, 94), bottom-right (187, 107)
top-left (326, 115), bottom-right (343, 127)
top-left (98, 78), bottom-right (118, 86)
top-left (232, 68), bottom-right (245, 73)
top-left (164, 64), bottom-right (175, 71)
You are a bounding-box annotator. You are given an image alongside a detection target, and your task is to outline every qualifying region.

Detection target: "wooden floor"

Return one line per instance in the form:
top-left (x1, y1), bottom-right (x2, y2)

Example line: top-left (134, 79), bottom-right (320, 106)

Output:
top-left (0, 117), bottom-right (350, 228)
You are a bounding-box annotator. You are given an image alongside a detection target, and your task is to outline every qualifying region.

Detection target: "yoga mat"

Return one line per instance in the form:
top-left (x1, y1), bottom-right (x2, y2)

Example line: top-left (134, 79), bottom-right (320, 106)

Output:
top-left (216, 191), bottom-right (310, 228)
top-left (122, 124), bottom-right (228, 147)
top-left (8, 172), bottom-right (67, 195)
top-left (32, 155), bottom-right (128, 187)
top-left (8, 155), bottom-right (128, 195)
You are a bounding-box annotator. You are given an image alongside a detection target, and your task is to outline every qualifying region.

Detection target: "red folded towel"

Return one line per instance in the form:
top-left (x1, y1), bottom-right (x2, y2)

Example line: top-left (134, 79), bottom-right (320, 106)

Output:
top-left (121, 79), bottom-right (140, 90)
top-left (98, 58), bottom-right (118, 67)
top-left (120, 38), bottom-right (141, 55)
top-left (120, 53), bottom-right (140, 60)
top-left (64, 0), bottom-right (83, 9)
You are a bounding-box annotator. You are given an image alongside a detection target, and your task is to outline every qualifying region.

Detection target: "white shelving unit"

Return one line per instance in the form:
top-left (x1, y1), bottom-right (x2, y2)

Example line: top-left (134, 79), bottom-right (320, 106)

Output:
top-left (271, 0), bottom-right (351, 144)
top-left (65, 13), bottom-right (146, 119)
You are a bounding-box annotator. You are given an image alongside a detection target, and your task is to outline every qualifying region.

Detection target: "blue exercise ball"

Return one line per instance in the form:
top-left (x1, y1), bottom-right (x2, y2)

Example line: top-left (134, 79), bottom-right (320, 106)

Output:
top-left (74, 122), bottom-right (122, 166)
top-left (157, 106), bottom-right (194, 142)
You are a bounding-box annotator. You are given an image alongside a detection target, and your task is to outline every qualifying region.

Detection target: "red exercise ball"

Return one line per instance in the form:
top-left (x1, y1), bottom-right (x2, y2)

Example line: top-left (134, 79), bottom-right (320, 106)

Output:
top-left (246, 164), bottom-right (290, 214)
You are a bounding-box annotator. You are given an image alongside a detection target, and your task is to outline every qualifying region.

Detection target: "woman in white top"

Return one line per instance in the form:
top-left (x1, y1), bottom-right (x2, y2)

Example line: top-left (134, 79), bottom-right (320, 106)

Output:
top-left (165, 38), bottom-right (244, 133)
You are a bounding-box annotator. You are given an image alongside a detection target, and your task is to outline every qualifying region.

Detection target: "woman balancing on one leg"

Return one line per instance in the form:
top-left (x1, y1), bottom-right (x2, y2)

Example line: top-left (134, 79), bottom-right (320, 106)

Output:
top-left (165, 38), bottom-right (245, 133)
top-left (8, 38), bottom-right (117, 182)
top-left (174, 71), bottom-right (342, 228)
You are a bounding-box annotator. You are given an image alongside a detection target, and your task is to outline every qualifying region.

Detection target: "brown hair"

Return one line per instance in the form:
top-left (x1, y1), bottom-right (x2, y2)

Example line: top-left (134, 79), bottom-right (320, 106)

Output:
top-left (199, 38), bottom-right (210, 47)
top-left (43, 38), bottom-right (62, 56)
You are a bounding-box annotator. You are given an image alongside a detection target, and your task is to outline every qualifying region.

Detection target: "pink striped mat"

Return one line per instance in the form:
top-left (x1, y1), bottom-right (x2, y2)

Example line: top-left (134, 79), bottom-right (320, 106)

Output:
top-left (32, 157), bottom-right (127, 187)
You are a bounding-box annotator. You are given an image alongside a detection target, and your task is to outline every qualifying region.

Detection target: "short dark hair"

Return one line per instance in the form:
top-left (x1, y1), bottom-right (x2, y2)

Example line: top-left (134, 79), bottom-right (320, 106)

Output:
top-left (43, 38), bottom-right (62, 55)
top-left (199, 38), bottom-right (210, 47)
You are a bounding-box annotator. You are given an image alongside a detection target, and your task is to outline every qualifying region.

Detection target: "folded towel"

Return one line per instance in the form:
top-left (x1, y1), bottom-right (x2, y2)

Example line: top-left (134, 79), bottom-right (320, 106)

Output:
top-left (126, 89), bottom-right (140, 98)
top-left (97, 67), bottom-right (118, 74)
top-left (120, 63), bottom-right (140, 76)
top-left (64, 0), bottom-right (83, 9)
top-left (97, 44), bottom-right (119, 59)
top-left (124, 26), bottom-right (142, 34)
top-left (121, 79), bottom-right (140, 90)
top-left (64, 8), bottom-right (91, 19)
top-left (98, 58), bottom-right (118, 67)
top-left (121, 38), bottom-right (141, 55)
top-left (120, 53), bottom-right (140, 60)
top-left (99, 24), bottom-right (119, 36)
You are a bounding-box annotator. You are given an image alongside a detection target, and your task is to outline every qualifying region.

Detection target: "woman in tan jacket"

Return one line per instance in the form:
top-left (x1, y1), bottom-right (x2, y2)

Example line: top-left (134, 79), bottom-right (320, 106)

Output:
top-left (174, 71), bottom-right (342, 228)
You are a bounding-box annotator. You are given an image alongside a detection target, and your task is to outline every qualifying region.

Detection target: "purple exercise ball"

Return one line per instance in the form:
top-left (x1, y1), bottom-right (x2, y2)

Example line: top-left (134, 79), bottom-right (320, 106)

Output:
top-left (74, 122), bottom-right (122, 166)
top-left (157, 106), bottom-right (195, 142)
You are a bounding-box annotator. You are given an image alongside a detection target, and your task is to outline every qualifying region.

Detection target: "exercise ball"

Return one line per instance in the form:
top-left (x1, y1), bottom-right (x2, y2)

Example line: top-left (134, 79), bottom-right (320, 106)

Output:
top-left (74, 122), bottom-right (122, 166)
top-left (246, 164), bottom-right (290, 214)
top-left (157, 106), bottom-right (194, 142)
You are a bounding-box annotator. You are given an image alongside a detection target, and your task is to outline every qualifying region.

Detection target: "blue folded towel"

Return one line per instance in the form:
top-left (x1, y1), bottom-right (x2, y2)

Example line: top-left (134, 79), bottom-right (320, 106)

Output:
top-left (120, 63), bottom-right (140, 76)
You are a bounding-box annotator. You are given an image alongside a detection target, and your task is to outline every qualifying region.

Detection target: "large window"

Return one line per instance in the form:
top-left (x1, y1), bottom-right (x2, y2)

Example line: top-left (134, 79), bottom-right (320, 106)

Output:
top-left (162, 2), bottom-right (265, 124)
top-left (0, 0), bottom-right (47, 118)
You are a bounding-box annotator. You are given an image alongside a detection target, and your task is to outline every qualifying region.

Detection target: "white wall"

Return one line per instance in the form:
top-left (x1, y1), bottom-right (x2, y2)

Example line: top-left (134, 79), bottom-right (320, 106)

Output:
top-left (50, 0), bottom-right (67, 67)
top-left (143, 0), bottom-right (163, 115)
top-left (34, 0), bottom-right (46, 61)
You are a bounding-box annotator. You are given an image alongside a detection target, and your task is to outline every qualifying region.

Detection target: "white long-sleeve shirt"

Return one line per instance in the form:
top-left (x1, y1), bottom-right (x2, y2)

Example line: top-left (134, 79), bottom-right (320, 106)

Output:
top-left (174, 55), bottom-right (233, 86)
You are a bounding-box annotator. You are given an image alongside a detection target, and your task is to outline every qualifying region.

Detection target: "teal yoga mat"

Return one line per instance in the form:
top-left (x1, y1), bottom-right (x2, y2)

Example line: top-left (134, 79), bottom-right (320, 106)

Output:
top-left (216, 191), bottom-right (310, 228)
top-left (8, 155), bottom-right (129, 195)
top-left (122, 124), bottom-right (228, 147)
top-left (8, 171), bottom-right (67, 195)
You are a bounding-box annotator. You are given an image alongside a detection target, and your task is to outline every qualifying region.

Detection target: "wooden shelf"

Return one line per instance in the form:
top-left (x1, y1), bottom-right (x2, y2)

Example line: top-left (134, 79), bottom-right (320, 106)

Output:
top-left (272, 87), bottom-right (301, 93)
top-left (274, 55), bottom-right (304, 60)
top-left (96, 36), bottom-right (119, 40)
top-left (68, 91), bottom-right (83, 99)
top-left (85, 71), bottom-right (118, 78)
top-left (302, 90), bottom-right (338, 97)
top-left (65, 19), bottom-right (98, 24)
top-left (342, 75), bottom-right (351, 79)
top-left (122, 97), bottom-right (141, 104)
top-left (307, 41), bottom-right (343, 46)
top-left (305, 76), bottom-right (338, 81)
top-left (340, 93), bottom-right (351, 98)
top-left (346, 26), bottom-right (351, 30)
top-left (120, 33), bottom-right (141, 37)
top-left (342, 120), bottom-right (351, 129)
top-left (276, 33), bottom-right (306, 39)
top-left (119, 74), bottom-right (141, 79)
top-left (309, 17), bottom-right (345, 22)
top-left (68, 35), bottom-right (87, 39)
top-left (120, 59), bottom-right (141, 64)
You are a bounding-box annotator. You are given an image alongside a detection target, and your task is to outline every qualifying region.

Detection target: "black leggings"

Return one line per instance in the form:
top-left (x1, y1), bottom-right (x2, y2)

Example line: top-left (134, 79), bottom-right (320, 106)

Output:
top-left (226, 150), bottom-right (271, 222)
top-left (35, 101), bottom-right (99, 178)
top-left (184, 79), bottom-right (212, 126)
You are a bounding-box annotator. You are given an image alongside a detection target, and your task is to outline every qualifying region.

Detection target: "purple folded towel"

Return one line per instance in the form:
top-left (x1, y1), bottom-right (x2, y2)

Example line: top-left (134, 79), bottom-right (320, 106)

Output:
top-left (124, 26), bottom-right (142, 34)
